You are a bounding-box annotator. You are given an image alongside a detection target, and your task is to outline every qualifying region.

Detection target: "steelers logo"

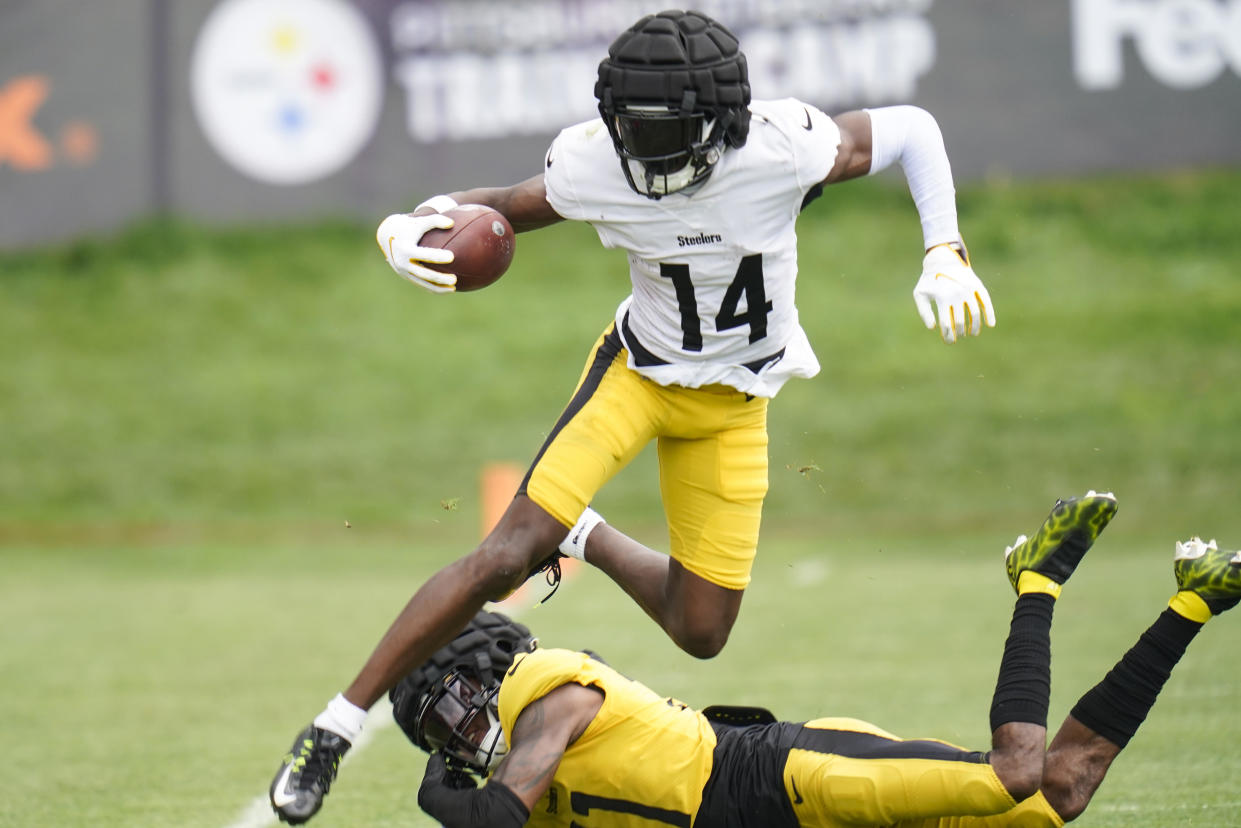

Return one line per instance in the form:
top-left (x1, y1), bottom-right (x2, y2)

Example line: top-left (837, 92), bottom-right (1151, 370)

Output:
top-left (191, 0), bottom-right (384, 185)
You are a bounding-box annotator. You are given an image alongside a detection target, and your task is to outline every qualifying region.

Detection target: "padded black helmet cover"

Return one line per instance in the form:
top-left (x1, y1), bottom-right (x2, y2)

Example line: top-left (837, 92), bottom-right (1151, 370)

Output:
top-left (390, 610), bottom-right (536, 751)
top-left (595, 10), bottom-right (751, 150)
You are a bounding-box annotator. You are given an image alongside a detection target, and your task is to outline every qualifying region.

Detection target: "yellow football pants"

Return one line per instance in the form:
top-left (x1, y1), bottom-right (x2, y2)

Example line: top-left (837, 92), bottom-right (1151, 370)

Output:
top-left (522, 324), bottom-right (769, 590)
top-left (784, 718), bottom-right (1065, 828)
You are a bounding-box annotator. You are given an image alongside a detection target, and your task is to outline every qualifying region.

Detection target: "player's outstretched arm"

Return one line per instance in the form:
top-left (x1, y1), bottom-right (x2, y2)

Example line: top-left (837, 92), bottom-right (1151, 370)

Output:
top-left (417, 682), bottom-right (603, 827)
top-left (827, 107), bottom-right (996, 343)
top-left (438, 173), bottom-right (564, 233)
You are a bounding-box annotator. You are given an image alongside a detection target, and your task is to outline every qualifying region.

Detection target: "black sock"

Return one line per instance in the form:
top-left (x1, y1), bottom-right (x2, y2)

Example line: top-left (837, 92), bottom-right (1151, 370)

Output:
top-left (1069, 608), bottom-right (1202, 749)
top-left (990, 592), bottom-right (1056, 731)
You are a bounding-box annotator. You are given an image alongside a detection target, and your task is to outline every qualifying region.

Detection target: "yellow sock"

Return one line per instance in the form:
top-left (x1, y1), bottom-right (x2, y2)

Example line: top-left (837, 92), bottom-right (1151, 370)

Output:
top-left (1017, 570), bottom-right (1062, 599)
top-left (1169, 590), bottom-right (1212, 623)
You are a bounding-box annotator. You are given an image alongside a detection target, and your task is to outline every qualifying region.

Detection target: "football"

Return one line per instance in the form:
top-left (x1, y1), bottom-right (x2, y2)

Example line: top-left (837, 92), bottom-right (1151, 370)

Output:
top-left (419, 204), bottom-right (515, 292)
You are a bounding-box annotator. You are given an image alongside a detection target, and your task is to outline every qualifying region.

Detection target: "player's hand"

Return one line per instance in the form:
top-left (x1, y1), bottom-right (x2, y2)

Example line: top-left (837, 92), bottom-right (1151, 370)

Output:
top-left (376, 212), bottom-right (457, 294)
top-left (421, 753), bottom-right (478, 793)
top-left (417, 753), bottom-right (478, 824)
top-left (913, 242), bottom-right (996, 343)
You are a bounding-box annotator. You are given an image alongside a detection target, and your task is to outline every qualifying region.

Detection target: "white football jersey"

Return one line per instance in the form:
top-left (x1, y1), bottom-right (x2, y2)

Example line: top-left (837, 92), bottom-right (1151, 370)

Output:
top-left (544, 98), bottom-right (840, 398)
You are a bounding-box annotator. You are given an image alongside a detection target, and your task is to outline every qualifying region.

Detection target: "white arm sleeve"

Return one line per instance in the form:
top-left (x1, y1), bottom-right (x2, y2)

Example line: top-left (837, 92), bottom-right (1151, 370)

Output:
top-left (865, 105), bottom-right (960, 250)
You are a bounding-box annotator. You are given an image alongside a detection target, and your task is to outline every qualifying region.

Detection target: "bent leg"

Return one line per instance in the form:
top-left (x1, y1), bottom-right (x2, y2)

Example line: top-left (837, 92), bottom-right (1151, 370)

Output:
top-left (343, 495), bottom-right (565, 708)
top-left (525, 338), bottom-right (762, 657)
top-left (986, 494), bottom-right (1120, 803)
top-left (985, 593), bottom-right (1055, 804)
top-left (1041, 605), bottom-right (1207, 820)
top-left (784, 595), bottom-right (1058, 827)
top-left (1037, 716), bottom-right (1120, 823)
top-left (1026, 536), bottom-right (1238, 822)
top-left (601, 387), bottom-right (767, 656)
top-left (799, 498), bottom-right (1125, 828)
top-left (584, 523), bottom-right (743, 657)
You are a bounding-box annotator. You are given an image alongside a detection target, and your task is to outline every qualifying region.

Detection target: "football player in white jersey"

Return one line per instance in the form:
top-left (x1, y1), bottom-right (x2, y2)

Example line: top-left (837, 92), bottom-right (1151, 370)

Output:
top-left (270, 10), bottom-right (996, 824)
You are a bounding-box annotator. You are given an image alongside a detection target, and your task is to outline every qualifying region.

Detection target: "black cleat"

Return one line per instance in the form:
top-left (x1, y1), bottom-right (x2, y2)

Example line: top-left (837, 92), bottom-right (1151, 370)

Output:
top-left (269, 725), bottom-right (350, 824)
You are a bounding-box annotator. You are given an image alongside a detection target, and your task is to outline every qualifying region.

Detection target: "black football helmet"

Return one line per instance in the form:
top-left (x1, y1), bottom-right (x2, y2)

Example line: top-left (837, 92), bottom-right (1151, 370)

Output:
top-left (595, 10), bottom-right (751, 199)
top-left (390, 611), bottom-right (536, 775)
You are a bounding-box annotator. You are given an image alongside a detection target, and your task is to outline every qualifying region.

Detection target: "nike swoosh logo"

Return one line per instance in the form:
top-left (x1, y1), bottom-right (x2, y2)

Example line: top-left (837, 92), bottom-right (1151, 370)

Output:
top-left (270, 762), bottom-right (298, 808)
top-left (934, 272), bottom-right (958, 283)
top-left (801, 107), bottom-right (813, 131)
top-left (790, 775), bottom-right (804, 804)
top-left (545, 150), bottom-right (554, 168)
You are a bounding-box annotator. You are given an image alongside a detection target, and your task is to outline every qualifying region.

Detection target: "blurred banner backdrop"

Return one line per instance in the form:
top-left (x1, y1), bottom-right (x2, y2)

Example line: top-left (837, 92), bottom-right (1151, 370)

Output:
top-left (2, 0), bottom-right (1240, 247)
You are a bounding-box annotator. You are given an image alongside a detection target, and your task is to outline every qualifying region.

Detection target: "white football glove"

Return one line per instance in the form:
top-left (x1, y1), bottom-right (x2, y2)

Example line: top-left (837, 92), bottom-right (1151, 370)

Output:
top-left (376, 212), bottom-right (457, 294)
top-left (913, 242), bottom-right (996, 343)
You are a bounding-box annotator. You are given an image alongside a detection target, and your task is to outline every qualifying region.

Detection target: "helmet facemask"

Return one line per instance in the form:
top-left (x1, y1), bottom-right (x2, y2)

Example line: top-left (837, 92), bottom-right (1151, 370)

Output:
top-left (607, 104), bottom-right (723, 197)
top-left (390, 610), bottom-right (536, 778)
top-left (594, 10), bottom-right (751, 200)
top-left (414, 669), bottom-right (508, 774)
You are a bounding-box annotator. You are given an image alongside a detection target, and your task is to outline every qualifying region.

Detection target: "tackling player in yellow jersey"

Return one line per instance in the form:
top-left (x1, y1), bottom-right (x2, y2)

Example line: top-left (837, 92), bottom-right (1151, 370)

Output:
top-left (395, 493), bottom-right (1241, 828)
top-left (270, 10), bottom-right (996, 822)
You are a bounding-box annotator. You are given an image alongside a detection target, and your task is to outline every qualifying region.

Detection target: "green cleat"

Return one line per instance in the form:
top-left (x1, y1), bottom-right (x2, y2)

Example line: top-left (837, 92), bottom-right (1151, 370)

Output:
top-left (1173, 537), bottom-right (1241, 615)
top-left (1004, 491), bottom-right (1118, 592)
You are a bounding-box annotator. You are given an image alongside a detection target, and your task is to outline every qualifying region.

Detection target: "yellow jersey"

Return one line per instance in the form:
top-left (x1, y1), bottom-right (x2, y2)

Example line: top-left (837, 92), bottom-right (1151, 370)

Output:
top-left (497, 647), bottom-right (717, 827)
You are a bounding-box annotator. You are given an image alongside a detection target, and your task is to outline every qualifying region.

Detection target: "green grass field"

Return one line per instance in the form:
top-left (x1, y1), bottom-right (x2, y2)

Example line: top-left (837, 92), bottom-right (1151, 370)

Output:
top-left (3, 169), bottom-right (1241, 826)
